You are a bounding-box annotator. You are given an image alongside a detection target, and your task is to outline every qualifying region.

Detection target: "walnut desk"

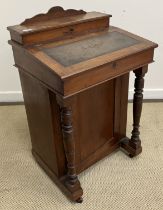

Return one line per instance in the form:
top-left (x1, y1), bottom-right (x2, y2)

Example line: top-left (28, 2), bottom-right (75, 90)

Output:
top-left (8, 7), bottom-right (158, 203)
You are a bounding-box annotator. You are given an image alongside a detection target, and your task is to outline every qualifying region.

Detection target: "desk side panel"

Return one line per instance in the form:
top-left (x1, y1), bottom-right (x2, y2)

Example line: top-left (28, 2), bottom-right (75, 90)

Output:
top-left (19, 70), bottom-right (66, 177)
top-left (119, 73), bottom-right (130, 138)
top-left (65, 75), bottom-right (129, 174)
top-left (66, 79), bottom-right (123, 173)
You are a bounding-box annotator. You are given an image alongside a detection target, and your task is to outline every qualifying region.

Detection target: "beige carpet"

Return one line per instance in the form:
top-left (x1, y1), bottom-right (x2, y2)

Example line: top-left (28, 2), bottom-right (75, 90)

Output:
top-left (0, 103), bottom-right (163, 210)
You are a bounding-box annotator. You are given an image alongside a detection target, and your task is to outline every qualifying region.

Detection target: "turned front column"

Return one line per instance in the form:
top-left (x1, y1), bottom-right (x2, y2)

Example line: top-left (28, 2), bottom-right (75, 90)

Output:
top-left (129, 66), bottom-right (148, 150)
top-left (60, 106), bottom-right (78, 186)
top-left (121, 66), bottom-right (148, 157)
top-left (56, 95), bottom-right (83, 203)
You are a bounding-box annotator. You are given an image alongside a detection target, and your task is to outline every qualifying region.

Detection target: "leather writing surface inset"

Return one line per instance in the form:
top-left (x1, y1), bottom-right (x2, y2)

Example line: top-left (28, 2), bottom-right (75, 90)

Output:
top-left (42, 31), bottom-right (140, 66)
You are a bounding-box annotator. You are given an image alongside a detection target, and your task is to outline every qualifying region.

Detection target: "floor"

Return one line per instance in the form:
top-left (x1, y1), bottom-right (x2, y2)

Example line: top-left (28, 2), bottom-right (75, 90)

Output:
top-left (0, 103), bottom-right (163, 210)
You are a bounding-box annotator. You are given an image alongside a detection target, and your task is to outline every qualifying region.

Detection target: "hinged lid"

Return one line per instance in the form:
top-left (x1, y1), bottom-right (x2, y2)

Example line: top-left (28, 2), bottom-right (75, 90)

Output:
top-left (7, 6), bottom-right (111, 46)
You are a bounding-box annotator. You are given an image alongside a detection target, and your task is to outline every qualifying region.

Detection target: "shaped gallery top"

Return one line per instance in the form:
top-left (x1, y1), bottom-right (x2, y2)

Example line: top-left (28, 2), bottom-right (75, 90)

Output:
top-left (8, 7), bottom-right (157, 81)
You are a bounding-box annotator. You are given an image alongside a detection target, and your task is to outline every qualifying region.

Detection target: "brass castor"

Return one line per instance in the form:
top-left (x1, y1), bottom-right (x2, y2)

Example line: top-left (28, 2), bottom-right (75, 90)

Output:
top-left (76, 197), bottom-right (83, 203)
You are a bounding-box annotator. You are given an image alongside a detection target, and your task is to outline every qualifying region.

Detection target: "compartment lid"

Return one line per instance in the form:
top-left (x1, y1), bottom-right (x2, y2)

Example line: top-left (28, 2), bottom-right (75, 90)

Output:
top-left (7, 6), bottom-right (111, 45)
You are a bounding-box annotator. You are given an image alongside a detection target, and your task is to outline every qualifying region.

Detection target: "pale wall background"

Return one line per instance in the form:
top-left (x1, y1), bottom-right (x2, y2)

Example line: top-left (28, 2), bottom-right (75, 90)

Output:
top-left (0, 0), bottom-right (163, 102)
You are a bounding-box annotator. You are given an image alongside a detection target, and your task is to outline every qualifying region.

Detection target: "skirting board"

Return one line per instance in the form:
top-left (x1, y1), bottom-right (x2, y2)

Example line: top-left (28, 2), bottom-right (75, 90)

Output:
top-left (0, 91), bottom-right (23, 102)
top-left (128, 89), bottom-right (163, 100)
top-left (0, 89), bottom-right (163, 102)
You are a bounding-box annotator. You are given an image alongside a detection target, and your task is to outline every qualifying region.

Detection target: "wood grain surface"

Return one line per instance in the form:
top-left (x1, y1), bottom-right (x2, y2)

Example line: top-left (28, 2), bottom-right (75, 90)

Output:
top-left (8, 6), bottom-right (158, 203)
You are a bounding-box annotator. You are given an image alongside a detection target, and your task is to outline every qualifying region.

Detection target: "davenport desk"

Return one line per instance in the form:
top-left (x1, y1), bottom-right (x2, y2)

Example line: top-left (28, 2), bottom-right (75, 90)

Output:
top-left (8, 6), bottom-right (158, 203)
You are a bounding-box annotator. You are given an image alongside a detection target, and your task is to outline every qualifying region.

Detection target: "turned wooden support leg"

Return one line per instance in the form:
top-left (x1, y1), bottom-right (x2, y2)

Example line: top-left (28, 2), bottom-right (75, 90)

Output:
top-left (61, 106), bottom-right (83, 202)
top-left (61, 107), bottom-right (78, 186)
top-left (130, 67), bottom-right (148, 149)
top-left (121, 66), bottom-right (148, 157)
top-left (56, 96), bottom-right (83, 202)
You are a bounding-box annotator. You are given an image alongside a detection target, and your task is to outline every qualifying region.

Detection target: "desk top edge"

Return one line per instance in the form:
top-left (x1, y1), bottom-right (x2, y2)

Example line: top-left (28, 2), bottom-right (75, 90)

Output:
top-left (7, 11), bottom-right (110, 35)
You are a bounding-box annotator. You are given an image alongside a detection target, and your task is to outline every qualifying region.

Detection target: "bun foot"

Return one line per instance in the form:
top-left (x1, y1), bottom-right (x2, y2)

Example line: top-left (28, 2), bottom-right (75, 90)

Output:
top-left (76, 197), bottom-right (83, 203)
top-left (129, 154), bottom-right (134, 158)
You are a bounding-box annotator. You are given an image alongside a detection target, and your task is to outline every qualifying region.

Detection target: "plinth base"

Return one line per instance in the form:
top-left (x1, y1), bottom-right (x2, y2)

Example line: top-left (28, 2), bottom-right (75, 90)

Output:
top-left (120, 137), bottom-right (142, 158)
top-left (32, 149), bottom-right (83, 203)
